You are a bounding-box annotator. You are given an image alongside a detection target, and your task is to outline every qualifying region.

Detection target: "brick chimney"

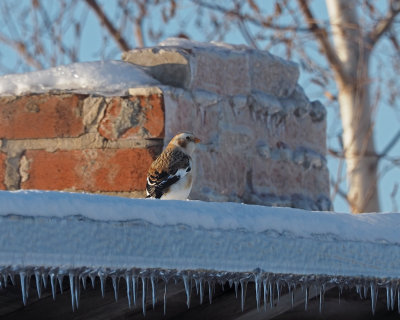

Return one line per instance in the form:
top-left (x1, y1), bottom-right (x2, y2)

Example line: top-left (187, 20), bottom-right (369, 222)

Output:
top-left (0, 39), bottom-right (331, 210)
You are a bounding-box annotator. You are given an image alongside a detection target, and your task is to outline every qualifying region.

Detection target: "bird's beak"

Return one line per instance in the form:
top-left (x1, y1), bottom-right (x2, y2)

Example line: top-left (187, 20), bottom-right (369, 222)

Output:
top-left (194, 137), bottom-right (201, 144)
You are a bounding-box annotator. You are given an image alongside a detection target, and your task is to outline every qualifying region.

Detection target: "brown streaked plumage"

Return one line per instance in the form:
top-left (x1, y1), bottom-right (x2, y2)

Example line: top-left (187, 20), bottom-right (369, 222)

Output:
top-left (146, 132), bottom-right (200, 200)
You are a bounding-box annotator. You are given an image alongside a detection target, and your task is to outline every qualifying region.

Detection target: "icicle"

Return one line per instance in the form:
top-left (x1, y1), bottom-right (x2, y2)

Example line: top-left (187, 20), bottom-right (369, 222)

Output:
top-left (263, 280), bottom-right (268, 311)
top-left (99, 274), bottom-right (105, 298)
top-left (182, 274), bottom-right (191, 308)
top-left (229, 279), bottom-right (233, 288)
top-left (42, 273), bottom-right (47, 289)
top-left (255, 276), bottom-right (261, 311)
top-left (142, 277), bottom-right (147, 316)
top-left (2, 273), bottom-right (7, 288)
top-left (190, 278), bottom-right (193, 302)
top-left (58, 275), bottom-right (64, 294)
top-left (19, 272), bottom-right (28, 306)
top-left (35, 271), bottom-right (41, 299)
top-left (125, 275), bottom-right (132, 309)
top-left (10, 273), bottom-right (16, 287)
top-left (163, 281), bottom-right (168, 316)
top-left (69, 273), bottom-right (76, 312)
top-left (390, 286), bottom-right (395, 311)
top-left (27, 274), bottom-right (31, 299)
top-left (240, 279), bottom-right (248, 312)
top-left (363, 285), bottom-right (368, 299)
top-left (319, 285), bottom-right (324, 313)
top-left (75, 275), bottom-right (80, 310)
top-left (276, 280), bottom-right (280, 302)
top-left (199, 278), bottom-right (204, 304)
top-left (81, 275), bottom-right (87, 290)
top-left (132, 276), bottom-right (137, 307)
top-left (211, 281), bottom-right (216, 294)
top-left (387, 286), bottom-right (390, 310)
top-left (112, 275), bottom-right (118, 302)
top-left (370, 283), bottom-right (378, 315)
top-left (291, 286), bottom-right (295, 308)
top-left (234, 280), bottom-right (239, 299)
top-left (356, 284), bottom-right (361, 298)
top-left (198, 104), bottom-right (206, 125)
top-left (50, 273), bottom-right (57, 300)
top-left (269, 281), bottom-right (274, 308)
top-left (195, 278), bottom-right (199, 295)
top-left (398, 288), bottom-right (400, 314)
top-left (304, 286), bottom-right (309, 311)
top-left (150, 275), bottom-right (157, 309)
top-left (208, 281), bottom-right (213, 304)
top-left (90, 274), bottom-right (95, 289)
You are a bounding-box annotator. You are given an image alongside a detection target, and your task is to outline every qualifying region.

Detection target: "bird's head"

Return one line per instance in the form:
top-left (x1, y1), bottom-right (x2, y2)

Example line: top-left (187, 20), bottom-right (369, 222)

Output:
top-left (169, 132), bottom-right (200, 155)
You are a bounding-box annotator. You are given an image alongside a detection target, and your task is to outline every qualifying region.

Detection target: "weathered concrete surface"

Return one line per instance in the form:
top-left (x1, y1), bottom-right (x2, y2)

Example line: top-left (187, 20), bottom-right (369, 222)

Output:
top-left (123, 38), bottom-right (299, 98)
top-left (122, 47), bottom-right (191, 88)
top-left (162, 85), bottom-right (330, 210)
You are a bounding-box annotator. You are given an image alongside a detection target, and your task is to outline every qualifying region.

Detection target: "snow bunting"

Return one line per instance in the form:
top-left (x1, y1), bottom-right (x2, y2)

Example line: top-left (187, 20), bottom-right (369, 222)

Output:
top-left (146, 132), bottom-right (200, 200)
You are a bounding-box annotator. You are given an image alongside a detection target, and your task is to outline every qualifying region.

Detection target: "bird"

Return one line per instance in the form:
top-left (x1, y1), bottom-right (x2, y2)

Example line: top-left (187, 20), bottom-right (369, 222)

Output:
top-left (146, 132), bottom-right (200, 200)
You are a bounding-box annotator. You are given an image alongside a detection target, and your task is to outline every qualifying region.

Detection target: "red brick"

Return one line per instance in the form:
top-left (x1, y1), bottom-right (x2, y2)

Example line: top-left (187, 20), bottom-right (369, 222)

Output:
top-left (99, 95), bottom-right (164, 140)
top-left (0, 153), bottom-right (6, 190)
top-left (142, 94), bottom-right (165, 138)
top-left (21, 148), bottom-right (154, 192)
top-left (0, 94), bottom-right (85, 139)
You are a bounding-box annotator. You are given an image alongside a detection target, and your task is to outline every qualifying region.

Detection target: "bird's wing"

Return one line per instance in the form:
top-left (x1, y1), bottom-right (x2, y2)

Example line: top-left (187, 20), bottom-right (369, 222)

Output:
top-left (146, 148), bottom-right (191, 198)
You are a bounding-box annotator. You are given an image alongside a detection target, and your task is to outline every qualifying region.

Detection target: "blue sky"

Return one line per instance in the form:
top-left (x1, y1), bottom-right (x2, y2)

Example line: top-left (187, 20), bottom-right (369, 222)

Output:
top-left (0, 0), bottom-right (399, 213)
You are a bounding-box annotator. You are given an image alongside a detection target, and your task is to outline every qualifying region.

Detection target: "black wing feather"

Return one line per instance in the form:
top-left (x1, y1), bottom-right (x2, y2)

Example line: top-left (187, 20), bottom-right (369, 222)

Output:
top-left (146, 170), bottom-right (180, 199)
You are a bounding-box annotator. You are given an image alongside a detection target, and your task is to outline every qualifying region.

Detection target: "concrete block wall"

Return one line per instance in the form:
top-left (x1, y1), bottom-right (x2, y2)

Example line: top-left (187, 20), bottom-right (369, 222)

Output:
top-left (0, 38), bottom-right (331, 210)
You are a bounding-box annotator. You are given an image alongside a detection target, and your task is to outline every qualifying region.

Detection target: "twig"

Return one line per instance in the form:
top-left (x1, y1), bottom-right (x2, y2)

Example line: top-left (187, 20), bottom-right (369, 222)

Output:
top-left (366, 0), bottom-right (400, 47)
top-left (330, 179), bottom-right (348, 202)
top-left (379, 129), bottom-right (400, 158)
top-left (0, 33), bottom-right (43, 69)
top-left (84, 0), bottom-right (130, 51)
top-left (133, 0), bottom-right (146, 48)
top-left (331, 157), bottom-right (346, 203)
top-left (297, 0), bottom-right (348, 83)
top-left (191, 0), bottom-right (310, 32)
top-left (237, 19), bottom-right (259, 49)
top-left (388, 31), bottom-right (400, 51)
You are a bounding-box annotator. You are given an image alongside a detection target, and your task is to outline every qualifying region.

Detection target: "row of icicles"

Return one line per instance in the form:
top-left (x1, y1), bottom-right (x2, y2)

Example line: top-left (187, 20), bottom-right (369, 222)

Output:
top-left (0, 267), bottom-right (399, 315)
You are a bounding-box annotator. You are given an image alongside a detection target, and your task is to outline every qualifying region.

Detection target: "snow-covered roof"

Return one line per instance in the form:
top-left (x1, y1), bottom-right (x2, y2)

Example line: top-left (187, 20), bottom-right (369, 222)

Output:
top-left (0, 190), bottom-right (399, 314)
top-left (0, 61), bottom-right (159, 96)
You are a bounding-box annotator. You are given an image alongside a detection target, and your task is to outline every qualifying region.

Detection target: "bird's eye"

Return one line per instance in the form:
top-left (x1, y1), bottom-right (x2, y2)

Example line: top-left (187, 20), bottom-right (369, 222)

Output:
top-left (186, 136), bottom-right (190, 141)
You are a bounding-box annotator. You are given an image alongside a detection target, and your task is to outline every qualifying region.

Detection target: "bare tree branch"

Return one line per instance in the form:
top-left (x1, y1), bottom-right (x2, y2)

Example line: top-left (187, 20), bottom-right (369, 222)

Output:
top-left (0, 33), bottom-right (43, 70)
top-left (366, 0), bottom-right (400, 47)
top-left (328, 148), bottom-right (378, 159)
top-left (133, 0), bottom-right (146, 48)
top-left (237, 19), bottom-right (259, 49)
top-left (330, 179), bottom-right (349, 202)
top-left (330, 157), bottom-right (346, 204)
top-left (84, 0), bottom-right (130, 51)
top-left (379, 129), bottom-right (400, 158)
top-left (297, 0), bottom-right (349, 83)
top-left (191, 0), bottom-right (310, 32)
top-left (388, 30), bottom-right (400, 51)
top-left (134, 20), bottom-right (144, 48)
